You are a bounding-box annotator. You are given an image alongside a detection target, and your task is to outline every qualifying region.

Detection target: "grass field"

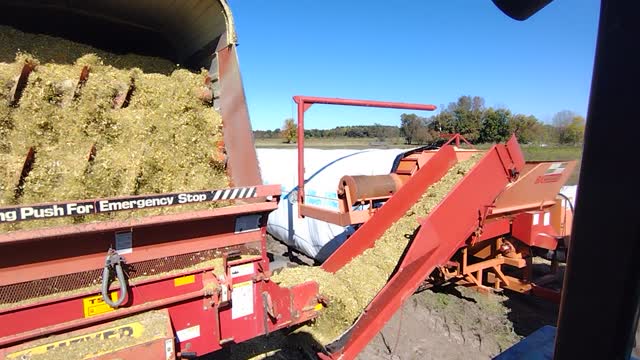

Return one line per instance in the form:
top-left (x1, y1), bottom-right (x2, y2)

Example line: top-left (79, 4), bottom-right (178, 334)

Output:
top-left (521, 146), bottom-right (582, 185)
top-left (255, 138), bottom-right (583, 185)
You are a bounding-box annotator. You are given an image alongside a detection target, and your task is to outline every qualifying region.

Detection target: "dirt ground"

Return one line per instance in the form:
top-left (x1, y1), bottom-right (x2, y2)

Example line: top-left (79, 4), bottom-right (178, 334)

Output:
top-left (250, 236), bottom-right (560, 360)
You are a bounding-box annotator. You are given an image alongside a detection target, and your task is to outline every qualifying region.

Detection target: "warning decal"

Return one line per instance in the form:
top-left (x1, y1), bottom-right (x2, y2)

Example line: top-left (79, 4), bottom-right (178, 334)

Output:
top-left (174, 274), bottom-right (196, 287)
top-left (231, 281), bottom-right (254, 319)
top-left (545, 162), bottom-right (567, 175)
top-left (535, 162), bottom-right (568, 184)
top-left (83, 293), bottom-right (118, 318)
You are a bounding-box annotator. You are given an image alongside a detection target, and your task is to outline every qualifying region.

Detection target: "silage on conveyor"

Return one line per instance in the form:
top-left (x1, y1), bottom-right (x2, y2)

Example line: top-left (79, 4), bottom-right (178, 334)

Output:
top-left (0, 48), bottom-right (228, 232)
top-left (272, 155), bottom-right (482, 345)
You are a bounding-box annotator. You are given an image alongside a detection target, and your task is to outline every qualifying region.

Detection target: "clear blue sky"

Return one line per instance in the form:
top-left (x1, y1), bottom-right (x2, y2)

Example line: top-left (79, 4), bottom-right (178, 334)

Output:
top-left (229, 0), bottom-right (600, 130)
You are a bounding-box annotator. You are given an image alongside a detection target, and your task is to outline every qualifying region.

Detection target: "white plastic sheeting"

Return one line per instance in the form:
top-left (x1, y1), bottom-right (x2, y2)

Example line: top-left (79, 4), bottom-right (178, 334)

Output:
top-left (559, 185), bottom-right (578, 207)
top-left (257, 148), bottom-right (407, 261)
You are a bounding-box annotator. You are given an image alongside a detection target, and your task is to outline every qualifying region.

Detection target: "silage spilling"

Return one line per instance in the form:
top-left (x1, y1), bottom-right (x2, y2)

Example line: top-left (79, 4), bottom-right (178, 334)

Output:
top-left (272, 155), bottom-right (482, 345)
top-left (0, 50), bottom-right (228, 232)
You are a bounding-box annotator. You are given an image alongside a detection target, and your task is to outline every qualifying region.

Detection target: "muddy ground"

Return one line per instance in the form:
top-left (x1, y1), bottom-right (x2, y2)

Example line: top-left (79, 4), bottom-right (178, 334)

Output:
top-left (211, 236), bottom-right (557, 360)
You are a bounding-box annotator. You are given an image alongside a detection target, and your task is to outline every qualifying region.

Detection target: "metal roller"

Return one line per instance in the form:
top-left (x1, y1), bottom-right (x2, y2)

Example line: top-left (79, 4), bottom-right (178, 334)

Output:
top-left (338, 174), bottom-right (404, 205)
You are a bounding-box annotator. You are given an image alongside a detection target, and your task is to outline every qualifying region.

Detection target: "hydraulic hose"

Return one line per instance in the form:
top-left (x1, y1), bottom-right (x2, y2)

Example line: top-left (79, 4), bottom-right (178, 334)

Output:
top-left (558, 192), bottom-right (575, 213)
top-left (102, 251), bottom-right (128, 308)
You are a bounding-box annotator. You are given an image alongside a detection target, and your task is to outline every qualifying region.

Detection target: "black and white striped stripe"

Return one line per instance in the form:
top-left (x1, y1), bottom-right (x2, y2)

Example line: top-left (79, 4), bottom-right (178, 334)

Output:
top-left (210, 187), bottom-right (257, 200)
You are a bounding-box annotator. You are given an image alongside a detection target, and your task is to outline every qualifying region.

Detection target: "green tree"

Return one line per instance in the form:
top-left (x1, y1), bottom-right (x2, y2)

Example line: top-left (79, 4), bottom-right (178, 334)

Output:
top-left (281, 118), bottom-right (297, 143)
top-left (561, 116), bottom-right (586, 145)
top-left (508, 114), bottom-right (543, 144)
top-left (430, 96), bottom-right (485, 142)
top-left (414, 126), bottom-right (435, 144)
top-left (430, 111), bottom-right (456, 134)
top-left (480, 108), bottom-right (511, 143)
top-left (400, 113), bottom-right (427, 144)
top-left (552, 110), bottom-right (580, 144)
top-left (551, 111), bottom-right (586, 144)
top-left (540, 124), bottom-right (556, 144)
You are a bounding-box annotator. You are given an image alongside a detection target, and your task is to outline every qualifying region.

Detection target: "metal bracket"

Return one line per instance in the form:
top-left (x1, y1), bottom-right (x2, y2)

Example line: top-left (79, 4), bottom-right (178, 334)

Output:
top-left (471, 205), bottom-right (495, 245)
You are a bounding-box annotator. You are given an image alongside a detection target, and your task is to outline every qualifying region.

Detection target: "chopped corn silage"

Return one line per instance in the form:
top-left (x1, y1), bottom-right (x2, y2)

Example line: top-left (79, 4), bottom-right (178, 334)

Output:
top-left (0, 25), bottom-right (177, 74)
top-left (272, 155), bottom-right (482, 345)
top-left (0, 50), bottom-right (227, 232)
top-left (0, 61), bottom-right (18, 154)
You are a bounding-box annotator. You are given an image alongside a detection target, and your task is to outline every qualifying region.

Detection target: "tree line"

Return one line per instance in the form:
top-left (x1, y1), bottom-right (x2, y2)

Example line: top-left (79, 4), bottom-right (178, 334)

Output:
top-left (401, 96), bottom-right (585, 145)
top-left (254, 124), bottom-right (400, 140)
top-left (256, 95), bottom-right (585, 145)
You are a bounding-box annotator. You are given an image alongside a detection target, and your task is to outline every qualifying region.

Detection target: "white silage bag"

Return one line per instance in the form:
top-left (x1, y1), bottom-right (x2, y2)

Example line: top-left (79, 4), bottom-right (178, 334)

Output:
top-left (257, 148), bottom-right (407, 261)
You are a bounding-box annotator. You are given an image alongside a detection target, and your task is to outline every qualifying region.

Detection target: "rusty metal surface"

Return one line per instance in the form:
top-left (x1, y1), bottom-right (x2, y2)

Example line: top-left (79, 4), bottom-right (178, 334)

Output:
top-left (299, 204), bottom-right (373, 227)
top-left (218, 45), bottom-right (262, 187)
top-left (8, 62), bottom-right (34, 106)
top-left (338, 174), bottom-right (402, 205)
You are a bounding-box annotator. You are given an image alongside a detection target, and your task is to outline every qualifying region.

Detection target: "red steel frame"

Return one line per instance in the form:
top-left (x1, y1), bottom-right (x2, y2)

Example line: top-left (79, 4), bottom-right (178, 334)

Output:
top-left (293, 96), bottom-right (437, 216)
top-left (0, 183), bottom-right (323, 358)
top-left (319, 136), bottom-right (525, 359)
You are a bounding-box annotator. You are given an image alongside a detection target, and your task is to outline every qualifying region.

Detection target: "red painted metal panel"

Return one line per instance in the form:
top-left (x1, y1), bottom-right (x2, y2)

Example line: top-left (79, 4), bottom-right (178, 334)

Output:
top-left (262, 281), bottom-right (295, 333)
top-left (292, 96), bottom-right (437, 111)
top-left (0, 272), bottom-right (207, 341)
top-left (331, 140), bottom-right (525, 359)
top-left (0, 309), bottom-right (175, 360)
top-left (218, 45), bottom-right (262, 187)
top-left (218, 282), bottom-right (264, 345)
top-left (512, 212), bottom-right (559, 250)
top-left (1, 291), bottom-right (205, 349)
top-left (478, 218), bottom-right (511, 241)
top-left (261, 280), bottom-right (320, 334)
top-left (322, 146), bottom-right (458, 273)
top-left (491, 161), bottom-right (577, 215)
top-left (290, 280), bottom-right (321, 318)
top-left (169, 297), bottom-right (220, 355)
top-left (0, 215), bottom-right (265, 286)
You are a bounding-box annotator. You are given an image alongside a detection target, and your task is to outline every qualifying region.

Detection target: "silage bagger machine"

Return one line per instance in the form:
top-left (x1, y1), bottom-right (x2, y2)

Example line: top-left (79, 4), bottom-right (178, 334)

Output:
top-left (289, 96), bottom-right (576, 358)
top-left (295, 96), bottom-right (575, 301)
top-left (0, 2), bottom-right (578, 360)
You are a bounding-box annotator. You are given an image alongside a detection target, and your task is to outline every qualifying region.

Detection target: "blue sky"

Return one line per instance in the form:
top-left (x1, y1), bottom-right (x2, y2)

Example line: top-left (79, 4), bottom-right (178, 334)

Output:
top-left (229, 1), bottom-right (600, 130)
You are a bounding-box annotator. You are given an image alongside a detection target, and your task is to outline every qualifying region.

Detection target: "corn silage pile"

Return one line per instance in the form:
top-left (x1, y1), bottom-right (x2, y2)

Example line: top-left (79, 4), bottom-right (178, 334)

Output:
top-left (272, 155), bottom-right (482, 346)
top-left (0, 52), bottom-right (227, 232)
top-left (0, 25), bottom-right (177, 74)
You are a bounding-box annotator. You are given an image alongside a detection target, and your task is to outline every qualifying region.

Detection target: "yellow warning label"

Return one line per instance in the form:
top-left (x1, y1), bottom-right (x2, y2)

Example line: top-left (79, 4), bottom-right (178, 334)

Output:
top-left (7, 322), bottom-right (145, 359)
top-left (174, 274), bottom-right (196, 287)
top-left (314, 303), bottom-right (324, 311)
top-left (82, 292), bottom-right (118, 318)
